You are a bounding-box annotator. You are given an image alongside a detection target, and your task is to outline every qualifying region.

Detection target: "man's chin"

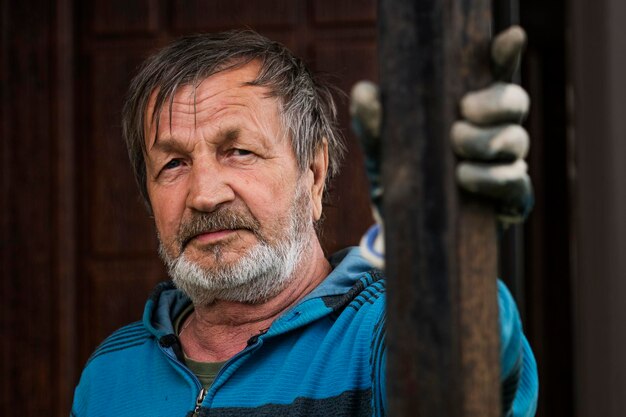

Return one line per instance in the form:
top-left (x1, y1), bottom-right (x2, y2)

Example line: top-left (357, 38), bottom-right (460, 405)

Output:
top-left (181, 244), bottom-right (251, 270)
top-left (171, 271), bottom-right (289, 306)
top-left (173, 277), bottom-right (288, 306)
top-left (165, 240), bottom-right (303, 306)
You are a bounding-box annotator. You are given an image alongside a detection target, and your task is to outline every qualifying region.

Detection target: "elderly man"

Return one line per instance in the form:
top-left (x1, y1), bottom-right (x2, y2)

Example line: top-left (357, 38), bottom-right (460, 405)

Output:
top-left (71, 30), bottom-right (537, 416)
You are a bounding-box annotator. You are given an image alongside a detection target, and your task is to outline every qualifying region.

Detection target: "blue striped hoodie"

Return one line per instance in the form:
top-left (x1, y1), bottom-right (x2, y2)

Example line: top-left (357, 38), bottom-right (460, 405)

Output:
top-left (71, 247), bottom-right (538, 416)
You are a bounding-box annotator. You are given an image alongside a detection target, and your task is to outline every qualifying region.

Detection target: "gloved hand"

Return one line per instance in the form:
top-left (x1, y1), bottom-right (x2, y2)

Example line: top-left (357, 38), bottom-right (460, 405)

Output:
top-left (350, 26), bottom-right (532, 269)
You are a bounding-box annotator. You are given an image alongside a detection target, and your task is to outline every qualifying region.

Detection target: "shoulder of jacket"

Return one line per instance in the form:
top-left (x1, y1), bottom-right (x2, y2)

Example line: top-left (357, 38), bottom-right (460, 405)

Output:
top-left (85, 321), bottom-right (153, 367)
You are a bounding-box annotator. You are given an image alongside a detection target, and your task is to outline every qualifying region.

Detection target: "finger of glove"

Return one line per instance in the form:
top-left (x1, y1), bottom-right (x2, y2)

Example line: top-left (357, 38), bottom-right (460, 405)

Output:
top-left (456, 160), bottom-right (533, 222)
top-left (491, 26), bottom-right (527, 81)
top-left (451, 121), bottom-right (529, 162)
top-left (350, 81), bottom-right (384, 216)
top-left (350, 81), bottom-right (382, 145)
top-left (460, 82), bottom-right (530, 126)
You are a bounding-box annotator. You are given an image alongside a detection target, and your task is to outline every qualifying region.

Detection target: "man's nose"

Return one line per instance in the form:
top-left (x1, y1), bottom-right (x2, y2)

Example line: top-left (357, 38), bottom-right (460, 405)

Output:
top-left (186, 161), bottom-right (235, 212)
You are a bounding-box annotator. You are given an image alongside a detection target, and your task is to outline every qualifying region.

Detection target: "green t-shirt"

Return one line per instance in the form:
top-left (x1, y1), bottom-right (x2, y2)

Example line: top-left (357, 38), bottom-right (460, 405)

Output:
top-left (174, 305), bottom-right (226, 389)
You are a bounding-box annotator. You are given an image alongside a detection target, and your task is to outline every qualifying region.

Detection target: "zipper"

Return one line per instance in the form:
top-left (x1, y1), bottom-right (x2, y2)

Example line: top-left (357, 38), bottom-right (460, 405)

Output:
top-left (187, 341), bottom-right (264, 415)
top-left (157, 342), bottom-right (205, 415)
top-left (192, 388), bottom-right (207, 417)
top-left (203, 335), bottom-right (264, 388)
top-left (158, 334), bottom-right (266, 414)
top-left (186, 340), bottom-right (262, 417)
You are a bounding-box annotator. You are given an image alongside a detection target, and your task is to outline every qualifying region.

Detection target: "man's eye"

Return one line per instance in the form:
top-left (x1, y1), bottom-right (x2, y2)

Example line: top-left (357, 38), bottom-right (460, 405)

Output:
top-left (232, 148), bottom-right (253, 157)
top-left (163, 159), bottom-right (182, 170)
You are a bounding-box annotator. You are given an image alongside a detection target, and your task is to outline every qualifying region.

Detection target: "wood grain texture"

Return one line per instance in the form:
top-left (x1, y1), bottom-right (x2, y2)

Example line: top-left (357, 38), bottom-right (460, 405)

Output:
top-left (93, 0), bottom-right (159, 35)
top-left (1, 0), bottom-right (60, 414)
top-left (312, 0), bottom-right (377, 25)
top-left (84, 260), bottom-right (167, 359)
top-left (171, 0), bottom-right (297, 31)
top-left (54, 0), bottom-right (78, 414)
top-left (457, 199), bottom-right (499, 415)
top-left (88, 51), bottom-right (158, 256)
top-left (312, 39), bottom-right (377, 253)
top-left (380, 0), bottom-right (500, 415)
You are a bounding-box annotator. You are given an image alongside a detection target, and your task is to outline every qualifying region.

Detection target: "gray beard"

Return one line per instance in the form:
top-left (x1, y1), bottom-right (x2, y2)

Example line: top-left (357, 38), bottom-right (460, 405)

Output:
top-left (158, 185), bottom-right (313, 305)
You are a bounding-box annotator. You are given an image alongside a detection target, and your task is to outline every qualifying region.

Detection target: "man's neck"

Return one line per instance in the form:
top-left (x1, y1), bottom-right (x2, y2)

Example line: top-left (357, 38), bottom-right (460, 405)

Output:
top-left (179, 240), bottom-right (331, 363)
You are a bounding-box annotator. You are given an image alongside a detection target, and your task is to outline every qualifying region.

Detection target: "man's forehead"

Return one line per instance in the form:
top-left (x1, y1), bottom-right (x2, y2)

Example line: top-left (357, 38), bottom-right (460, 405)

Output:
top-left (145, 61), bottom-right (265, 117)
top-left (142, 62), bottom-right (276, 146)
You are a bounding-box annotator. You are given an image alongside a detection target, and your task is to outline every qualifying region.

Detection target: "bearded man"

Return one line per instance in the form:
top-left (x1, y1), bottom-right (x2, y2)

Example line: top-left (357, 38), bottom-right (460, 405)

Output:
top-left (71, 30), bottom-right (537, 416)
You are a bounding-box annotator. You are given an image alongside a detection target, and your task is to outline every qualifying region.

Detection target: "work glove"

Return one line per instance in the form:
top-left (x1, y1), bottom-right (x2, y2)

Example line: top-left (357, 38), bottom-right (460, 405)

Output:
top-left (351, 26), bottom-right (532, 269)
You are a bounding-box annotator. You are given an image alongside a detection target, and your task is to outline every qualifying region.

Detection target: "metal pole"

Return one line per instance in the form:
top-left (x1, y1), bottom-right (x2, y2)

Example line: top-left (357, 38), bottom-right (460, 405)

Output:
top-left (380, 0), bottom-right (500, 416)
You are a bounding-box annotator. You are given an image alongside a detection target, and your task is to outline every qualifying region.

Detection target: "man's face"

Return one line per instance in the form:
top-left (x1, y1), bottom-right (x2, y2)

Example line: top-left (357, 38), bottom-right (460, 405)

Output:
top-left (143, 62), bottom-right (326, 304)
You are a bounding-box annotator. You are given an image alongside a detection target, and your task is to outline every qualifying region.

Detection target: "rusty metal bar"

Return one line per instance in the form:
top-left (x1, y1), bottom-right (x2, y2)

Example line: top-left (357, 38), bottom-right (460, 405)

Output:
top-left (380, 0), bottom-right (500, 416)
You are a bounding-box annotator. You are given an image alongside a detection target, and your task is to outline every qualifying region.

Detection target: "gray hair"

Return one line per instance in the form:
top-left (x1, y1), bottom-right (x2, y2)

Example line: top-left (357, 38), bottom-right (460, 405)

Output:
top-left (121, 30), bottom-right (345, 211)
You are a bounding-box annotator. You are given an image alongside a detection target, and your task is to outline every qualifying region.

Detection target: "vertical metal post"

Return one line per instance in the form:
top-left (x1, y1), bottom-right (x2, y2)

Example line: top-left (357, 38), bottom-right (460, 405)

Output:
top-left (380, 0), bottom-right (500, 416)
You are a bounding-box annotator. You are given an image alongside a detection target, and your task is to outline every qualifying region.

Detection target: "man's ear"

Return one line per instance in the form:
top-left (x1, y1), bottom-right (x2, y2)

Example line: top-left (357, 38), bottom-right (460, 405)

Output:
top-left (310, 139), bottom-right (329, 221)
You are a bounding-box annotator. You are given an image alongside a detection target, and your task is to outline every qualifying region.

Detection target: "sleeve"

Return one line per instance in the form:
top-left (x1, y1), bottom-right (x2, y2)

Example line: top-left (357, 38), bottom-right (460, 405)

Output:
top-left (497, 280), bottom-right (539, 417)
top-left (371, 308), bottom-right (387, 417)
top-left (372, 280), bottom-right (537, 417)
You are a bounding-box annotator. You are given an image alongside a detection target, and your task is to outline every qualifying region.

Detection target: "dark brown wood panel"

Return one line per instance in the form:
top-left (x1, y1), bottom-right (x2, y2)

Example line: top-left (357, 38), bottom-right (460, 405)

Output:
top-left (569, 0), bottom-right (626, 416)
top-left (312, 39), bottom-right (378, 252)
top-left (312, 0), bottom-right (377, 25)
top-left (93, 0), bottom-right (160, 35)
top-left (0, 0), bottom-right (68, 414)
top-left (521, 1), bottom-right (573, 415)
top-left (321, 149), bottom-right (373, 253)
top-left (171, 0), bottom-right (298, 31)
top-left (88, 50), bottom-right (158, 256)
top-left (53, 0), bottom-right (78, 413)
top-left (312, 40), bottom-right (378, 91)
top-left (83, 260), bottom-right (167, 360)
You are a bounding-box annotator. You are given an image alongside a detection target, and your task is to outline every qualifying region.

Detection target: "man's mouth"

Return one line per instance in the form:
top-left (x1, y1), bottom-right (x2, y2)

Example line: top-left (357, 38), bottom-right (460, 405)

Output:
top-left (183, 228), bottom-right (240, 248)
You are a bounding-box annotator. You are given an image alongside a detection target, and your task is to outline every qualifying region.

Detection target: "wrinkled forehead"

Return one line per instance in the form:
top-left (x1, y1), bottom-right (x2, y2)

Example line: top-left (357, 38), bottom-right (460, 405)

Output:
top-left (142, 61), bottom-right (283, 149)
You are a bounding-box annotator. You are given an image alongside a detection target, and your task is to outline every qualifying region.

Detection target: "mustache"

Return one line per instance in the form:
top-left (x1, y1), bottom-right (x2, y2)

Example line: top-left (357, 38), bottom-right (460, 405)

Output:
top-left (177, 208), bottom-right (261, 249)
